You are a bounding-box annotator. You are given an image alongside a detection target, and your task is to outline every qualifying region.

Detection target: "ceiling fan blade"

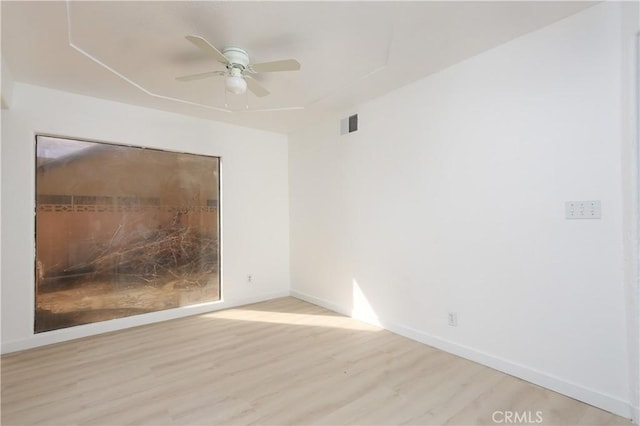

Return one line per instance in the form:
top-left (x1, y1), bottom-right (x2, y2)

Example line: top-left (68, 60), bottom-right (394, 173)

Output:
top-left (250, 59), bottom-right (301, 73)
top-left (245, 75), bottom-right (270, 97)
top-left (176, 71), bottom-right (225, 82)
top-left (185, 35), bottom-right (229, 64)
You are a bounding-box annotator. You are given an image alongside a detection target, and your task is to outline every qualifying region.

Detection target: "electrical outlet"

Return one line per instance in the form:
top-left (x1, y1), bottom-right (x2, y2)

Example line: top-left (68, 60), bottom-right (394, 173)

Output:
top-left (247, 274), bottom-right (253, 283)
top-left (448, 312), bottom-right (458, 327)
top-left (565, 200), bottom-right (601, 219)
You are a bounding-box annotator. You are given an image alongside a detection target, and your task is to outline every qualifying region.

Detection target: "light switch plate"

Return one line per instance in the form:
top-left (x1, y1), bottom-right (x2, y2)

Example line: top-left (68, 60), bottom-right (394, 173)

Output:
top-left (565, 200), bottom-right (601, 219)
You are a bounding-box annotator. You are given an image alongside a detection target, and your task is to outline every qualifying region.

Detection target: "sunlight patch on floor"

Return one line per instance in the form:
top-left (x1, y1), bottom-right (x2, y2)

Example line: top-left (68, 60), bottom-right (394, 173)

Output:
top-left (202, 308), bottom-right (381, 331)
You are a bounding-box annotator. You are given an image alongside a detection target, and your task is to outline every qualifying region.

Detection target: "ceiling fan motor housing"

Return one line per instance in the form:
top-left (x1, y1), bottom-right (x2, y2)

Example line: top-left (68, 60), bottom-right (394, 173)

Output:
top-left (222, 48), bottom-right (250, 69)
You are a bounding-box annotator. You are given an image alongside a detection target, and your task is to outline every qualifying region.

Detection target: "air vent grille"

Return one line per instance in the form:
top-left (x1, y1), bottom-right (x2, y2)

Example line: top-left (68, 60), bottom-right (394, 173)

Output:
top-left (340, 114), bottom-right (359, 135)
top-left (349, 114), bottom-right (358, 132)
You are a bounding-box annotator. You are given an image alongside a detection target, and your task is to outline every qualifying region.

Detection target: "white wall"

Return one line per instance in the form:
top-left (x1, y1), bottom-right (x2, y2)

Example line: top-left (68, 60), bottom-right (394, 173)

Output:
top-left (1, 83), bottom-right (290, 353)
top-left (290, 2), bottom-right (635, 419)
top-left (1, 58), bottom-right (14, 109)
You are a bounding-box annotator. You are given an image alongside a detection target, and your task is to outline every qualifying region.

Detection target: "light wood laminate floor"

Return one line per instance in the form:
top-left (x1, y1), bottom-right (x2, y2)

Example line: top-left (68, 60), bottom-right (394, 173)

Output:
top-left (1, 297), bottom-right (631, 425)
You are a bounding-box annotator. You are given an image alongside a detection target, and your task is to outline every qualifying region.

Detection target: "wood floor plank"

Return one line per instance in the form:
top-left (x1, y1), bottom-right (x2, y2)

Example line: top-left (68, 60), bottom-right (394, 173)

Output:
top-left (1, 297), bottom-right (631, 426)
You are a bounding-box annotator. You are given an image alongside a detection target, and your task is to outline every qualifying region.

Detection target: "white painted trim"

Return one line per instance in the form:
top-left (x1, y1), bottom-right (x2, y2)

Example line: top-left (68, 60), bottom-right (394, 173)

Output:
top-left (290, 289), bottom-right (352, 318)
top-left (1, 290), bottom-right (289, 354)
top-left (290, 289), bottom-right (633, 420)
top-left (633, 28), bottom-right (640, 426)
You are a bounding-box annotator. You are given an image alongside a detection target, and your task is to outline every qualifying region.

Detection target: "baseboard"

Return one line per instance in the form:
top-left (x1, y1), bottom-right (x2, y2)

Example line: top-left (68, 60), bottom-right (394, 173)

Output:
top-left (1, 290), bottom-right (290, 354)
top-left (633, 405), bottom-right (639, 425)
top-left (384, 321), bottom-right (632, 419)
top-left (290, 289), bottom-right (633, 420)
top-left (290, 289), bottom-right (353, 317)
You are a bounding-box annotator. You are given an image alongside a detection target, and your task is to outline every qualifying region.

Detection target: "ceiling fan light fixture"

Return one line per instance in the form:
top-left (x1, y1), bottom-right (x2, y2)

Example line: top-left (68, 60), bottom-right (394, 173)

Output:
top-left (225, 74), bottom-right (247, 95)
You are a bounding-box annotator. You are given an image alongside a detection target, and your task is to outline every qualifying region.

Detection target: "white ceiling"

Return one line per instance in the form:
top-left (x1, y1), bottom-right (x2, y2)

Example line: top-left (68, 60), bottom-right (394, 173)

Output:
top-left (1, 1), bottom-right (595, 134)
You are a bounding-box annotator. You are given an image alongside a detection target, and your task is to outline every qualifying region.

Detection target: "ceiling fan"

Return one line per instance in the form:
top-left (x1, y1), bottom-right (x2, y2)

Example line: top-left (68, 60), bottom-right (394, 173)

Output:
top-left (176, 35), bottom-right (301, 98)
